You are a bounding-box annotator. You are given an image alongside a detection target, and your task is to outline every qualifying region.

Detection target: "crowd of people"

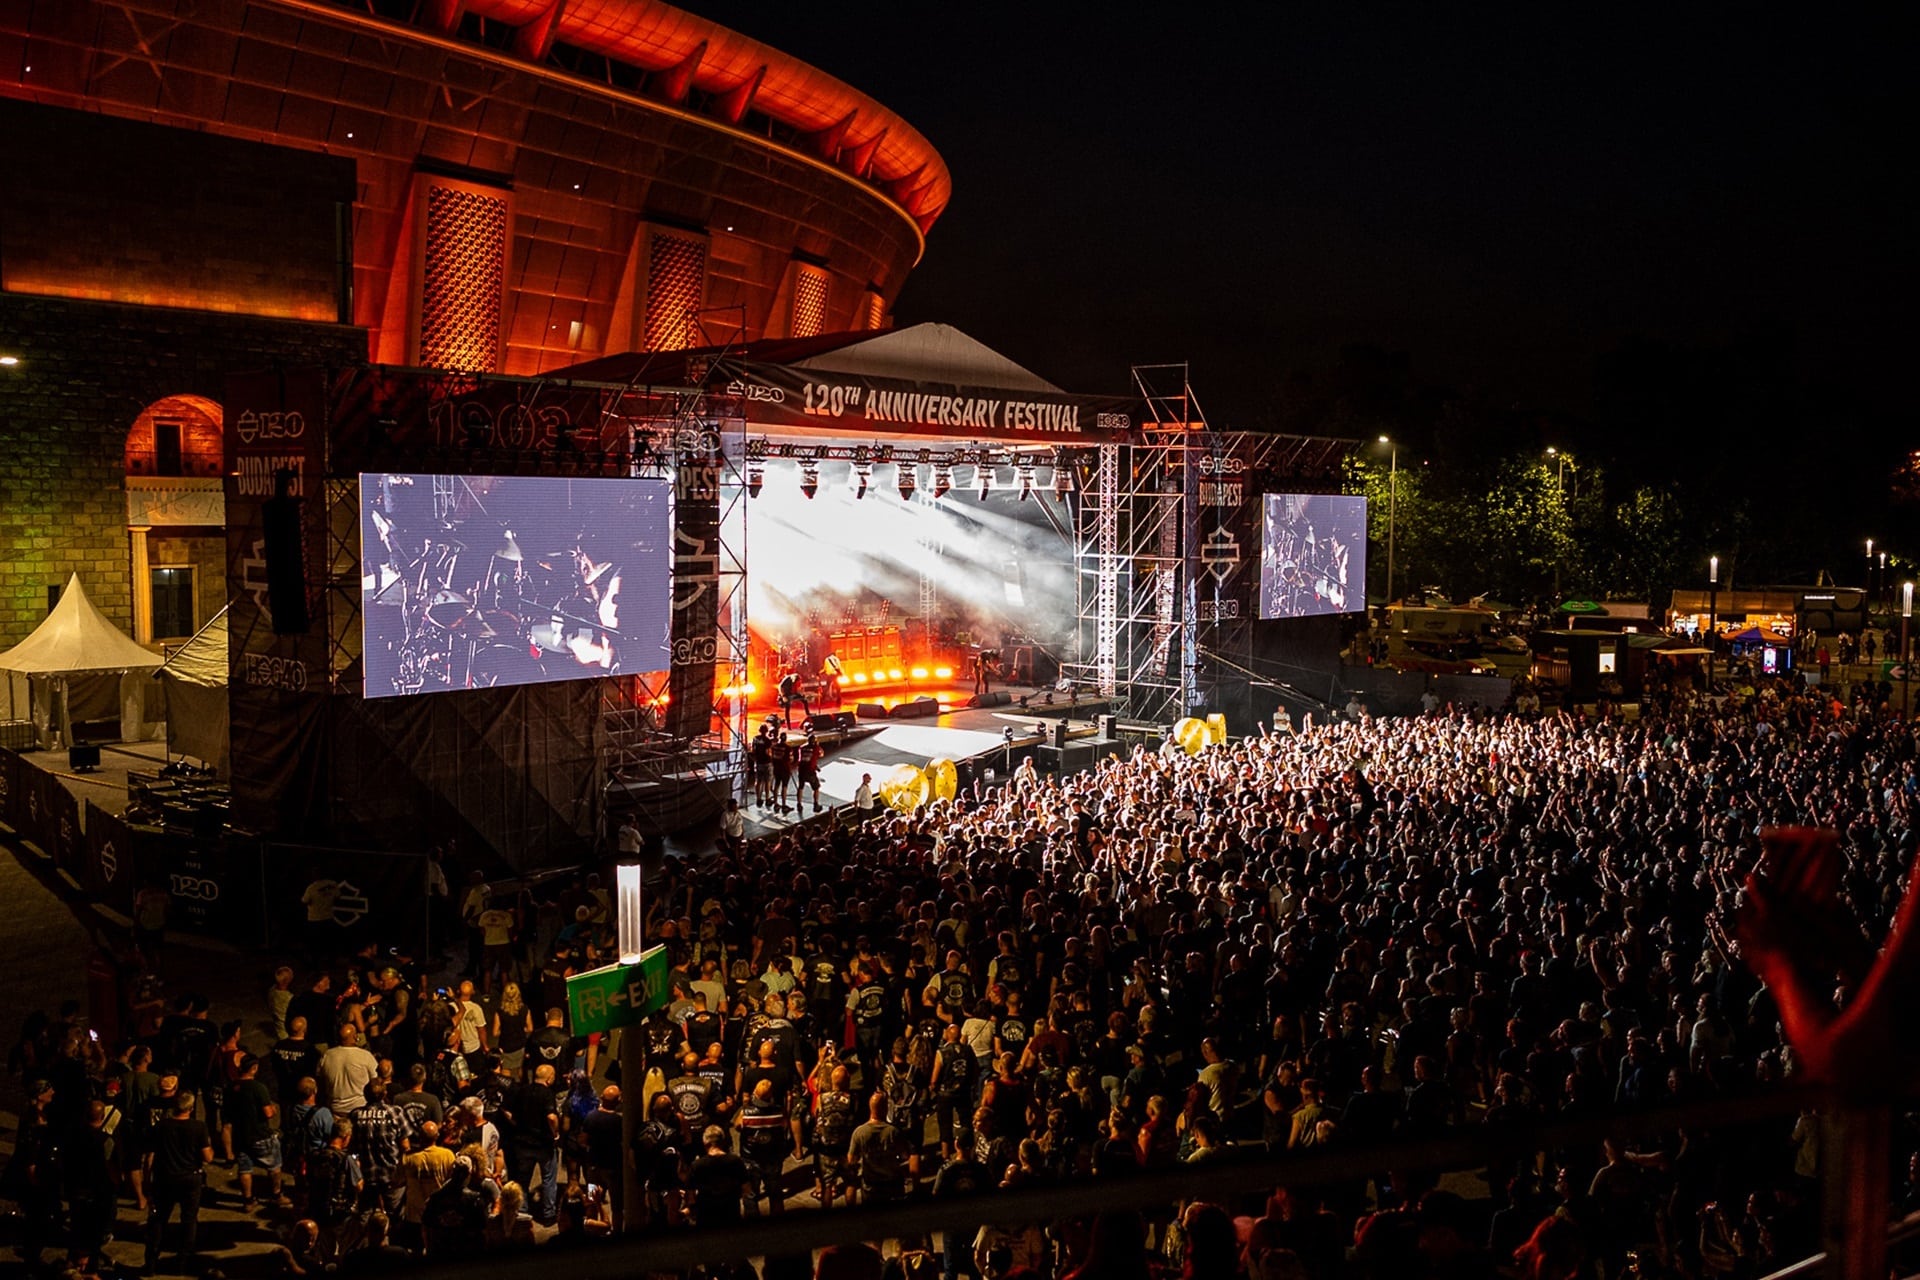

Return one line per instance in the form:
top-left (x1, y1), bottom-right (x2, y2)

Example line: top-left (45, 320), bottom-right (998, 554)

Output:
top-left (7, 671), bottom-right (1919, 1280)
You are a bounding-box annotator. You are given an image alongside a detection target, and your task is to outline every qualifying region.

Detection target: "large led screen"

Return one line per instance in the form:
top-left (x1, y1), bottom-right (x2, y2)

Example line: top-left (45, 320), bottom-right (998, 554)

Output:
top-left (359, 474), bottom-right (672, 698)
top-left (1258, 493), bottom-right (1367, 619)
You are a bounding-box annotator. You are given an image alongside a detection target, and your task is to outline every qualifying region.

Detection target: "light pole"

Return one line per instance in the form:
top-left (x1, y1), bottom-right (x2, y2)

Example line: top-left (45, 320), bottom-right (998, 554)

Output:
top-left (1378, 436), bottom-right (1397, 608)
top-left (1902, 581), bottom-right (1913, 717)
top-left (1880, 552), bottom-right (1889, 608)
top-left (1547, 447), bottom-right (1574, 600)
top-left (1867, 538), bottom-right (1875, 602)
top-left (1707, 555), bottom-right (1719, 690)
top-left (616, 862), bottom-right (644, 1233)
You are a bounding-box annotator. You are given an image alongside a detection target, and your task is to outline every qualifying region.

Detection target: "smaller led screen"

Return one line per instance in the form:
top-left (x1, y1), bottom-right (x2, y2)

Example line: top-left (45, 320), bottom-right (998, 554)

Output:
top-left (359, 474), bottom-right (672, 698)
top-left (1259, 493), bottom-right (1367, 618)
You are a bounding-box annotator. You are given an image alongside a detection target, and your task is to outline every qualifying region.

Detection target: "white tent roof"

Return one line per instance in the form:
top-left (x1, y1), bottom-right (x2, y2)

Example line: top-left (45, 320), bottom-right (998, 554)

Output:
top-left (0, 574), bottom-right (162, 675)
top-left (786, 323), bottom-right (1064, 394)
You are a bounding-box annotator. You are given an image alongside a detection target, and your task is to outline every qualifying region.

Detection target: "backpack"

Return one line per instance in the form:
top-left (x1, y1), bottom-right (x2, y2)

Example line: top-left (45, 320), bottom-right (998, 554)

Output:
top-left (815, 1092), bottom-right (853, 1149)
top-left (883, 1065), bottom-right (921, 1129)
top-left (308, 1146), bottom-right (358, 1216)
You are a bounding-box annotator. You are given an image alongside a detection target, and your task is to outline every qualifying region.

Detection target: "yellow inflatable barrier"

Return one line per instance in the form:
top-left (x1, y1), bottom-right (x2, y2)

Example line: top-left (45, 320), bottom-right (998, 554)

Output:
top-left (924, 757), bottom-right (959, 803)
top-left (1172, 717), bottom-right (1210, 756)
top-left (1204, 713), bottom-right (1227, 744)
top-left (877, 762), bottom-right (931, 814)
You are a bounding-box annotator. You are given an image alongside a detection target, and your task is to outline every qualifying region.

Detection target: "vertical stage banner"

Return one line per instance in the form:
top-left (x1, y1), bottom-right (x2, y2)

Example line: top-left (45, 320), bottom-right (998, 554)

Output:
top-left (667, 426), bottom-right (721, 741)
top-left (224, 370), bottom-right (332, 833)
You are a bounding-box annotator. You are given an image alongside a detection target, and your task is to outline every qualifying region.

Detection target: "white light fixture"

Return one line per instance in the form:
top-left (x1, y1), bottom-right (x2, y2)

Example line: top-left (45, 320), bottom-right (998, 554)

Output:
top-left (1905, 582), bottom-right (1914, 620)
top-left (1709, 555), bottom-right (1719, 585)
top-left (616, 863), bottom-right (644, 964)
top-left (0, 355), bottom-right (18, 367)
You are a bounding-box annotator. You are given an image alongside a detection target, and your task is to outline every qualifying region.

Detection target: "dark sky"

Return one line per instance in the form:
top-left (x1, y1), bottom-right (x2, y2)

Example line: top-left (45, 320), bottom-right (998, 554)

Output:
top-left (693, 5), bottom-right (1909, 440)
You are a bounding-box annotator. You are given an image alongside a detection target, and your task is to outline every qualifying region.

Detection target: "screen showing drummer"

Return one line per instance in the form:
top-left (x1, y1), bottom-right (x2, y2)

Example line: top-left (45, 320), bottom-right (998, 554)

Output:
top-left (1258, 492), bottom-right (1367, 620)
top-left (358, 473), bottom-right (673, 698)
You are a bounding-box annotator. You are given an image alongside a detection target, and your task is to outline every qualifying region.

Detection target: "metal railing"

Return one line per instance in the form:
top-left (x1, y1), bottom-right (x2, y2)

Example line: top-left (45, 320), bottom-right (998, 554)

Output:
top-left (390, 1082), bottom-right (1874, 1280)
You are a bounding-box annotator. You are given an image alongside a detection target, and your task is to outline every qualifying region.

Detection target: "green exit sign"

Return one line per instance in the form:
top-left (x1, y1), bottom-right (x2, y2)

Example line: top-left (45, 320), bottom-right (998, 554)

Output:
top-left (565, 945), bottom-right (670, 1034)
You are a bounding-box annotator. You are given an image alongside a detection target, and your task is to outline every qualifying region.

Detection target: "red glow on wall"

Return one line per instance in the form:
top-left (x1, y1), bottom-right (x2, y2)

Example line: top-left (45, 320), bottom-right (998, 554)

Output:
top-left (419, 185), bottom-right (508, 371)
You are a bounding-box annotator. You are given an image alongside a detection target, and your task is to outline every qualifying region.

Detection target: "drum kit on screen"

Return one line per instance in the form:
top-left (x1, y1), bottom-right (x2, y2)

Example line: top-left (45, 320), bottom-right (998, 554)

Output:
top-left (366, 510), bottom-right (613, 695)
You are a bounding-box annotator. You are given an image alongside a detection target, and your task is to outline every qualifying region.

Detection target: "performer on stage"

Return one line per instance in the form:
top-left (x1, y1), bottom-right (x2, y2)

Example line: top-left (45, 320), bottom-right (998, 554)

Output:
top-left (778, 671), bottom-right (811, 728)
top-left (973, 648), bottom-right (1002, 696)
top-left (820, 653), bottom-right (844, 707)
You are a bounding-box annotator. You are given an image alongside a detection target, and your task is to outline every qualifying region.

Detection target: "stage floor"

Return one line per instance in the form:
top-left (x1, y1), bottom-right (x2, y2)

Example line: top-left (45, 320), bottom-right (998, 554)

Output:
top-left (736, 683), bottom-right (1116, 838)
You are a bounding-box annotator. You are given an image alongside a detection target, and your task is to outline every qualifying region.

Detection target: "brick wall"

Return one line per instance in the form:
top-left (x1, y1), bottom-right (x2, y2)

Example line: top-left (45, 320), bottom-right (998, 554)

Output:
top-left (0, 293), bottom-right (363, 646)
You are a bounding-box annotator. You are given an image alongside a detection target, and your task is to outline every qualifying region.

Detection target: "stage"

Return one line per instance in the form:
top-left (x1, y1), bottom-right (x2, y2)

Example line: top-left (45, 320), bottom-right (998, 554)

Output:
top-left (731, 682), bottom-right (1125, 839)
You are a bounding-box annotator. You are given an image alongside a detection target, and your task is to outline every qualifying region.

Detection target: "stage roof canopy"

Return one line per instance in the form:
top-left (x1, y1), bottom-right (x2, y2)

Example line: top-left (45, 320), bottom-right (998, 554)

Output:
top-left (553, 323), bottom-right (1134, 445)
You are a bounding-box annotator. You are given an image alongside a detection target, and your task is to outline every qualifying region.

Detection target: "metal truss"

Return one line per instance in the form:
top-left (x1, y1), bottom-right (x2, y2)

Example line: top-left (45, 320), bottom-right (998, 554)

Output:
top-left (322, 477), bottom-right (364, 692)
top-left (1066, 364), bottom-right (1358, 725)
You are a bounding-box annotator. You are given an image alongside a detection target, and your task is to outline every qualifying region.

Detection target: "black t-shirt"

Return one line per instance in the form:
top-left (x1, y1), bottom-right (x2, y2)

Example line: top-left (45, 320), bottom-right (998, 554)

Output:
top-left (524, 1026), bottom-right (575, 1076)
top-left (582, 1107), bottom-right (624, 1169)
top-left (740, 1062), bottom-right (793, 1105)
top-left (268, 1038), bottom-right (322, 1099)
top-left (151, 1115), bottom-right (210, 1179)
top-left (229, 1078), bottom-right (275, 1146)
top-left (683, 1010), bottom-right (722, 1056)
top-left (504, 1080), bottom-right (558, 1151)
top-left (688, 1151), bottom-right (753, 1223)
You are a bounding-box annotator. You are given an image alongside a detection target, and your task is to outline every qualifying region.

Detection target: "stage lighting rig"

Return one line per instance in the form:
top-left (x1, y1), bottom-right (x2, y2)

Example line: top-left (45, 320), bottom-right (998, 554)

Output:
top-left (800, 463), bottom-right (820, 499)
top-left (853, 464), bottom-right (871, 499)
top-left (932, 465), bottom-right (952, 499)
top-left (1053, 466), bottom-right (1073, 497)
top-left (898, 463), bottom-right (917, 501)
top-left (746, 464), bottom-right (764, 498)
top-left (1016, 465), bottom-right (1036, 501)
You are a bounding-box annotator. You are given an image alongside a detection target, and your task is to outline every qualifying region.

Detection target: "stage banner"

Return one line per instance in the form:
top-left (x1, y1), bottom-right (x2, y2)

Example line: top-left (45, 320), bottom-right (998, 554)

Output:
top-left (1189, 434), bottom-right (1262, 627)
top-left (0, 748), bottom-right (23, 834)
top-left (667, 427), bottom-right (722, 741)
top-left (712, 358), bottom-right (1141, 445)
top-left (152, 836), bottom-right (257, 942)
top-left (40, 770), bottom-right (81, 877)
top-left (327, 366), bottom-right (626, 473)
top-left (83, 802), bottom-right (138, 919)
top-left (225, 369), bottom-right (332, 834)
top-left (261, 844), bottom-right (429, 958)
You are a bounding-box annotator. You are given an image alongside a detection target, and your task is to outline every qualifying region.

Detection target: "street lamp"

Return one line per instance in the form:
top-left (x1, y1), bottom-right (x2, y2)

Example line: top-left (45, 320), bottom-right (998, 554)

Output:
top-left (1867, 538), bottom-right (1875, 600)
top-left (1707, 555), bottom-right (1720, 690)
top-left (1378, 436), bottom-right (1397, 608)
top-left (1546, 448), bottom-right (1575, 599)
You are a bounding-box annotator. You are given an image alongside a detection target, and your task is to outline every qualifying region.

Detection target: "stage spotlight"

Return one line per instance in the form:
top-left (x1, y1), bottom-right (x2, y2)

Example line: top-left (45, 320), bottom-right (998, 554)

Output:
top-left (977, 466), bottom-right (992, 500)
top-left (800, 464), bottom-right (820, 499)
top-left (1017, 466), bottom-right (1035, 501)
top-left (932, 466), bottom-right (952, 499)
top-left (898, 464), bottom-right (917, 501)
top-left (746, 465), bottom-right (764, 498)
top-left (851, 672), bottom-right (869, 685)
top-left (853, 464), bottom-right (870, 499)
top-left (934, 665), bottom-right (953, 679)
top-left (911, 666), bottom-right (929, 680)
top-left (889, 667), bottom-right (904, 681)
top-left (1054, 466), bottom-right (1073, 497)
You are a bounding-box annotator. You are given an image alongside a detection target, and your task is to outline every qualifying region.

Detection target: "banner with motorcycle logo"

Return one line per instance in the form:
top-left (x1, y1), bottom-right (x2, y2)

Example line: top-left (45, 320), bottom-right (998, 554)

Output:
top-left (262, 843), bottom-right (431, 958)
top-left (0, 748), bottom-right (24, 836)
top-left (83, 802), bottom-right (138, 919)
top-left (38, 768), bottom-right (82, 878)
top-left (225, 368), bottom-right (332, 834)
top-left (666, 427), bottom-right (722, 741)
top-left (1188, 435), bottom-right (1264, 627)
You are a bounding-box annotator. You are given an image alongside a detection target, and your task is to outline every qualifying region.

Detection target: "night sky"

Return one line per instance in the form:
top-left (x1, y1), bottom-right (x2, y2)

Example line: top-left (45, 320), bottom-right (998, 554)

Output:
top-left (693, 5), bottom-right (1909, 460)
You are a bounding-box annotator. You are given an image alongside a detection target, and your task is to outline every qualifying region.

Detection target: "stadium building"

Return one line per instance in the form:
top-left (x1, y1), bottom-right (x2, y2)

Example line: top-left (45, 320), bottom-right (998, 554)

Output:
top-left (0, 0), bottom-right (948, 647)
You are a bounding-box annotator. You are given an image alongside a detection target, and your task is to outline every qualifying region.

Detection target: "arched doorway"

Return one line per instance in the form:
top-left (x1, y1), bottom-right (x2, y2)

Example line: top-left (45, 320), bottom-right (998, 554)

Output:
top-left (124, 396), bottom-right (225, 645)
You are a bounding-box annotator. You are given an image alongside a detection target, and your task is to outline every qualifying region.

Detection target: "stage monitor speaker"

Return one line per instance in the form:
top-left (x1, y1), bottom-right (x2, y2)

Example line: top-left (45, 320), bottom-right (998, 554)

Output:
top-left (854, 702), bottom-right (889, 720)
top-left (1097, 713), bottom-right (1119, 739)
top-left (262, 492), bottom-right (310, 634)
top-left (808, 713), bottom-right (841, 734)
top-left (888, 696), bottom-right (940, 720)
top-left (966, 690), bottom-right (1012, 709)
top-left (68, 743), bottom-right (101, 771)
top-left (1048, 720), bottom-right (1069, 750)
top-left (837, 712), bottom-right (859, 730)
top-left (1033, 741), bottom-right (1100, 777)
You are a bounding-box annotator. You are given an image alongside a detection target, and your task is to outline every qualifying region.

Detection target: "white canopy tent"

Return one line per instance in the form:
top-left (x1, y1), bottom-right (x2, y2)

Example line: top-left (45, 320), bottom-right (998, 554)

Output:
top-left (0, 574), bottom-right (164, 747)
top-left (154, 605), bottom-right (228, 774)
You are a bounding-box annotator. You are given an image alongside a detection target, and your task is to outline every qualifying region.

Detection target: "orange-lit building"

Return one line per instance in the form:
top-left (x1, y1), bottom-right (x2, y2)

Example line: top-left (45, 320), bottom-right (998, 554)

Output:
top-left (0, 0), bottom-right (946, 647)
